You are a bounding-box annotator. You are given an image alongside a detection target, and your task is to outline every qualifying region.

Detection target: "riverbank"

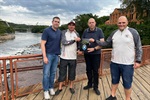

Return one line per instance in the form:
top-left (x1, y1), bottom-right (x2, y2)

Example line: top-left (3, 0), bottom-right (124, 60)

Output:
top-left (0, 34), bottom-right (15, 43)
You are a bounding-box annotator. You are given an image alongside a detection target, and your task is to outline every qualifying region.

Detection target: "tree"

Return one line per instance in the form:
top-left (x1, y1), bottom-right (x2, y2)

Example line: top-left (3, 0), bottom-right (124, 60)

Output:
top-left (73, 13), bottom-right (109, 36)
top-left (119, 0), bottom-right (150, 21)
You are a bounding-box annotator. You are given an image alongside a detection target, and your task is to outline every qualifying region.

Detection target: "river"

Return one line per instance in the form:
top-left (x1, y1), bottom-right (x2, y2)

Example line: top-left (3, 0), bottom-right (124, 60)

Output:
top-left (0, 32), bottom-right (42, 57)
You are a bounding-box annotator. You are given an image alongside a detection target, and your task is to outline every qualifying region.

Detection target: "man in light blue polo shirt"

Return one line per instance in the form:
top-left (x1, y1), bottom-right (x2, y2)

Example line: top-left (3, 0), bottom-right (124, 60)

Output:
top-left (41, 17), bottom-right (61, 99)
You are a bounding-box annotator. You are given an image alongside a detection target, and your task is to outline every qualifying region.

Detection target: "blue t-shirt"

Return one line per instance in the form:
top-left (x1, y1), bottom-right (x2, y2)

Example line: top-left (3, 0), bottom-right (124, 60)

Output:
top-left (82, 27), bottom-right (104, 54)
top-left (41, 26), bottom-right (61, 55)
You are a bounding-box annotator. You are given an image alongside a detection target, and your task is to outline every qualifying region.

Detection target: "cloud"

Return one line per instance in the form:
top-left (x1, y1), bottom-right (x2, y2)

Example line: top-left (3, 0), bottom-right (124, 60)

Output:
top-left (0, 0), bottom-right (121, 25)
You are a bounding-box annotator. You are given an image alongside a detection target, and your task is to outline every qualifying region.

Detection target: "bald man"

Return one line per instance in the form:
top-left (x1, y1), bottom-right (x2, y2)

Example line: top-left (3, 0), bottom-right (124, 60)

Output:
top-left (89, 16), bottom-right (142, 100)
top-left (82, 18), bottom-right (104, 95)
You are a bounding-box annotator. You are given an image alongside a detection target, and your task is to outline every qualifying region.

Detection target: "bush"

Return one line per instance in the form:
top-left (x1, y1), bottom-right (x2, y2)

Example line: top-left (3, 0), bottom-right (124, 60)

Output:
top-left (98, 24), bottom-right (117, 40)
top-left (0, 21), bottom-right (14, 35)
top-left (98, 22), bottom-right (150, 46)
top-left (31, 25), bottom-right (48, 33)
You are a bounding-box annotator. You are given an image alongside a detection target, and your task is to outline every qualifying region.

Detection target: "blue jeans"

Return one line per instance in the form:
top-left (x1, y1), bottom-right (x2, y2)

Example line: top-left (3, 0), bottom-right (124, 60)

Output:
top-left (42, 54), bottom-right (59, 91)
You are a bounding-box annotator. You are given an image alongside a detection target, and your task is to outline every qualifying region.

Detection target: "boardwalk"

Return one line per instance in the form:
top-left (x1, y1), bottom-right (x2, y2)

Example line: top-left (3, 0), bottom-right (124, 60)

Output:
top-left (15, 65), bottom-right (150, 100)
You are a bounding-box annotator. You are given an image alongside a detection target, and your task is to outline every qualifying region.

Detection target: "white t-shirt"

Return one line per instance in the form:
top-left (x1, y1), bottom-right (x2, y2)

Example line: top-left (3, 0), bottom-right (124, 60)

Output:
top-left (60, 30), bottom-right (78, 60)
top-left (111, 27), bottom-right (135, 65)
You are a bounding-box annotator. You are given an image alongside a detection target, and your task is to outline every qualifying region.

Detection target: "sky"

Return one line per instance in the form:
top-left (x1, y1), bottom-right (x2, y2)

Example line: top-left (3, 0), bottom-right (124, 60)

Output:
top-left (0, 0), bottom-right (121, 25)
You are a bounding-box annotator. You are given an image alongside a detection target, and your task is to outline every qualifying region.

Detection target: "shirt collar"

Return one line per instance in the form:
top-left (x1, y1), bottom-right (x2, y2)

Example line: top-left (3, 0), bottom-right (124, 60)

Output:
top-left (50, 26), bottom-right (58, 31)
top-left (119, 26), bottom-right (129, 32)
top-left (67, 29), bottom-right (76, 33)
top-left (87, 27), bottom-right (97, 32)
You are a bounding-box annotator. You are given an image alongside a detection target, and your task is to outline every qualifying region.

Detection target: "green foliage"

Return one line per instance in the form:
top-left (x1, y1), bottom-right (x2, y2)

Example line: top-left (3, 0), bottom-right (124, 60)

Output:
top-left (59, 24), bottom-right (67, 31)
top-left (73, 13), bottom-right (96, 36)
top-left (31, 25), bottom-right (48, 33)
top-left (98, 22), bottom-right (150, 46)
top-left (0, 21), bottom-right (14, 35)
top-left (120, 0), bottom-right (150, 21)
top-left (129, 21), bottom-right (150, 45)
top-left (8, 22), bottom-right (33, 32)
top-left (60, 13), bottom-right (109, 36)
top-left (98, 16), bottom-right (109, 25)
top-left (98, 24), bottom-right (117, 40)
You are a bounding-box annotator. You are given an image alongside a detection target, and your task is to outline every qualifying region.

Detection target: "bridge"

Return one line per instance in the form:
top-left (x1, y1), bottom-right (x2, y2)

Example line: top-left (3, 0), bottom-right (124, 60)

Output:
top-left (0, 45), bottom-right (150, 100)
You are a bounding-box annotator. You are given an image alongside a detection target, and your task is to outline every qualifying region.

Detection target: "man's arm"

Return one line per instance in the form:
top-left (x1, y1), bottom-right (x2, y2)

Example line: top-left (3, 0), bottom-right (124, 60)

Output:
top-left (129, 28), bottom-right (143, 68)
top-left (133, 30), bottom-right (143, 68)
top-left (41, 40), bottom-right (48, 64)
top-left (61, 30), bottom-right (77, 46)
top-left (89, 30), bottom-right (117, 47)
top-left (94, 38), bottom-right (104, 50)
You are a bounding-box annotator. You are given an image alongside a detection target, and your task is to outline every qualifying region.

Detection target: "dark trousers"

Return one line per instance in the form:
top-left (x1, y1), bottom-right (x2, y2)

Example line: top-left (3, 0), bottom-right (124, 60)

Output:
top-left (84, 54), bottom-right (100, 89)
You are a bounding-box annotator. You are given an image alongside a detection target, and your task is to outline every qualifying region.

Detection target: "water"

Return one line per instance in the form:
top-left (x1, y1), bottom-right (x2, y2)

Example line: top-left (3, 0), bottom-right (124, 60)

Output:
top-left (0, 32), bottom-right (42, 57)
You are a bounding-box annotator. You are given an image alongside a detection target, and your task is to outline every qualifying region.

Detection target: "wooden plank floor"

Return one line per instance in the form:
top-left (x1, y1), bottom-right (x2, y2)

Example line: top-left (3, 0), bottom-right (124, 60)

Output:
top-left (15, 65), bottom-right (150, 100)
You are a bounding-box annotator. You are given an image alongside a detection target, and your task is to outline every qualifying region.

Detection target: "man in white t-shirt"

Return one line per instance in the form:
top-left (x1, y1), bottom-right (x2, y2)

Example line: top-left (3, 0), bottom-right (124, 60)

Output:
top-left (55, 21), bottom-right (81, 95)
top-left (89, 16), bottom-right (142, 100)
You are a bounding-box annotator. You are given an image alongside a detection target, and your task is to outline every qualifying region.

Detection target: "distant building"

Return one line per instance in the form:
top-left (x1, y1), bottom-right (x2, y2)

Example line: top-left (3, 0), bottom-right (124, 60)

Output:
top-left (106, 4), bottom-right (141, 25)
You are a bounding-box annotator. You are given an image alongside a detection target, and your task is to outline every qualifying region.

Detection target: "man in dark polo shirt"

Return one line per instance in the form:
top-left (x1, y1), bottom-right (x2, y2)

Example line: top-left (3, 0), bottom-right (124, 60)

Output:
top-left (82, 18), bottom-right (104, 95)
top-left (41, 17), bottom-right (61, 99)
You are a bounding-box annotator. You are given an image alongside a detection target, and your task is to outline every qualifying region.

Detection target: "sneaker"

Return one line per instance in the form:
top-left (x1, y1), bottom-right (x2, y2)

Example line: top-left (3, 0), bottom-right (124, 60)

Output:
top-left (69, 88), bottom-right (75, 94)
top-left (94, 88), bottom-right (100, 95)
top-left (83, 85), bottom-right (92, 90)
top-left (55, 89), bottom-right (62, 95)
top-left (49, 88), bottom-right (55, 95)
top-left (106, 95), bottom-right (117, 100)
top-left (44, 91), bottom-right (50, 99)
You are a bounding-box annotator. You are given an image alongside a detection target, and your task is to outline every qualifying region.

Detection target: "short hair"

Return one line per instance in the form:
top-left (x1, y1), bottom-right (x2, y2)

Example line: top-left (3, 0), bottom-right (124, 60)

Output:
top-left (52, 16), bottom-right (60, 21)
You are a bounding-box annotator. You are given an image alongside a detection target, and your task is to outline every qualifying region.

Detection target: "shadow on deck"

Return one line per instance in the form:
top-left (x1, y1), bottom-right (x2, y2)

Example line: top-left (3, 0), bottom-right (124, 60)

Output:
top-left (16, 65), bottom-right (150, 100)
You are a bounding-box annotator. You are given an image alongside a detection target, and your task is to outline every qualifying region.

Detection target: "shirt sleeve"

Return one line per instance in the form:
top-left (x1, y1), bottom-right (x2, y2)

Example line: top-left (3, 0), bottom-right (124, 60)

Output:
top-left (41, 29), bottom-right (48, 41)
top-left (99, 29), bottom-right (104, 39)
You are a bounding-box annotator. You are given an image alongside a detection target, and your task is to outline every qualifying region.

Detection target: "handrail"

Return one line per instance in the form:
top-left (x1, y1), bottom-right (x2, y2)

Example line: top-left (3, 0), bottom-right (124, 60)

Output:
top-left (0, 45), bottom-right (150, 100)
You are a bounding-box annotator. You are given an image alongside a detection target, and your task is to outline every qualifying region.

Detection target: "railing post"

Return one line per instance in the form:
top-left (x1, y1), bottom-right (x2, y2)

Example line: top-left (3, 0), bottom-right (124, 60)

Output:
top-left (0, 63), bottom-right (4, 100)
top-left (3, 60), bottom-right (9, 100)
top-left (99, 51), bottom-right (104, 76)
top-left (9, 58), bottom-right (15, 100)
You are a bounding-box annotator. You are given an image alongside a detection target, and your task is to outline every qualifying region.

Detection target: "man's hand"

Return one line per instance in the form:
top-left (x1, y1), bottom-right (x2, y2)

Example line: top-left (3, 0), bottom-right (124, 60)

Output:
top-left (43, 57), bottom-right (48, 64)
top-left (89, 38), bottom-right (95, 43)
top-left (133, 62), bottom-right (141, 69)
top-left (77, 50), bottom-right (83, 55)
top-left (87, 48), bottom-right (95, 52)
top-left (75, 37), bottom-right (81, 42)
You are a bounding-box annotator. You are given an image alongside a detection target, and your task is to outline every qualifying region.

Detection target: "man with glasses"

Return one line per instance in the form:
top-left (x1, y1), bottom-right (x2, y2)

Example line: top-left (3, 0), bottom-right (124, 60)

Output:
top-left (89, 16), bottom-right (142, 100)
top-left (41, 17), bottom-right (61, 99)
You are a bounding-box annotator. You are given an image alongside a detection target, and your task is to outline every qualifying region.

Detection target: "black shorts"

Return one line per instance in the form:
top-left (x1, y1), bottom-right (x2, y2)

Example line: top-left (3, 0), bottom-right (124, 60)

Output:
top-left (58, 58), bottom-right (77, 82)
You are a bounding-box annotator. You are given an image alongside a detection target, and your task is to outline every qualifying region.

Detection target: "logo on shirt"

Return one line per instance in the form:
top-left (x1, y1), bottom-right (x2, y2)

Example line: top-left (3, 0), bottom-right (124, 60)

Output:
top-left (82, 44), bottom-right (87, 51)
top-left (125, 34), bottom-right (129, 38)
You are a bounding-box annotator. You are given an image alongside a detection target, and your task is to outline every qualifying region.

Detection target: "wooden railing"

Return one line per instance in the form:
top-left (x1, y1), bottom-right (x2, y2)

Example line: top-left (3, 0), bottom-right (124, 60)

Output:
top-left (0, 45), bottom-right (150, 100)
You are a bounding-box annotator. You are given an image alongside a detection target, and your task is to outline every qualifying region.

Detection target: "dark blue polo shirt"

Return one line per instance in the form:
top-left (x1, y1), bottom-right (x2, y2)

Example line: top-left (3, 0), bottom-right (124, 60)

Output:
top-left (82, 27), bottom-right (104, 54)
top-left (41, 26), bottom-right (61, 55)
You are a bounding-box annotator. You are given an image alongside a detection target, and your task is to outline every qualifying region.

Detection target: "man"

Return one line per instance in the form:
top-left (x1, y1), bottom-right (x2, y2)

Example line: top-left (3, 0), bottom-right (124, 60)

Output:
top-left (89, 16), bottom-right (142, 100)
top-left (82, 18), bottom-right (104, 95)
top-left (55, 21), bottom-right (81, 95)
top-left (41, 17), bottom-right (61, 99)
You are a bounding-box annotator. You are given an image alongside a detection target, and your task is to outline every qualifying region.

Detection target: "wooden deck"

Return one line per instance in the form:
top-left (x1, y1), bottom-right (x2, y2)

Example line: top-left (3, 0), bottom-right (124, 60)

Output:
top-left (15, 65), bottom-right (150, 100)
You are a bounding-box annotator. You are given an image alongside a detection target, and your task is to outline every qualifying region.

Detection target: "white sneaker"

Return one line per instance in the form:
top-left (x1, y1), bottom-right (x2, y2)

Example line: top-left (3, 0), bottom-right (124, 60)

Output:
top-left (49, 88), bottom-right (55, 95)
top-left (44, 91), bottom-right (50, 99)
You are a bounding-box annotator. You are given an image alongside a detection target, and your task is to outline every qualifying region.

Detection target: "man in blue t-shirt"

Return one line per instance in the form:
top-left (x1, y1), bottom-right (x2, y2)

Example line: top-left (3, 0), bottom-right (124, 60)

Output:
top-left (41, 17), bottom-right (61, 99)
top-left (82, 18), bottom-right (104, 95)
